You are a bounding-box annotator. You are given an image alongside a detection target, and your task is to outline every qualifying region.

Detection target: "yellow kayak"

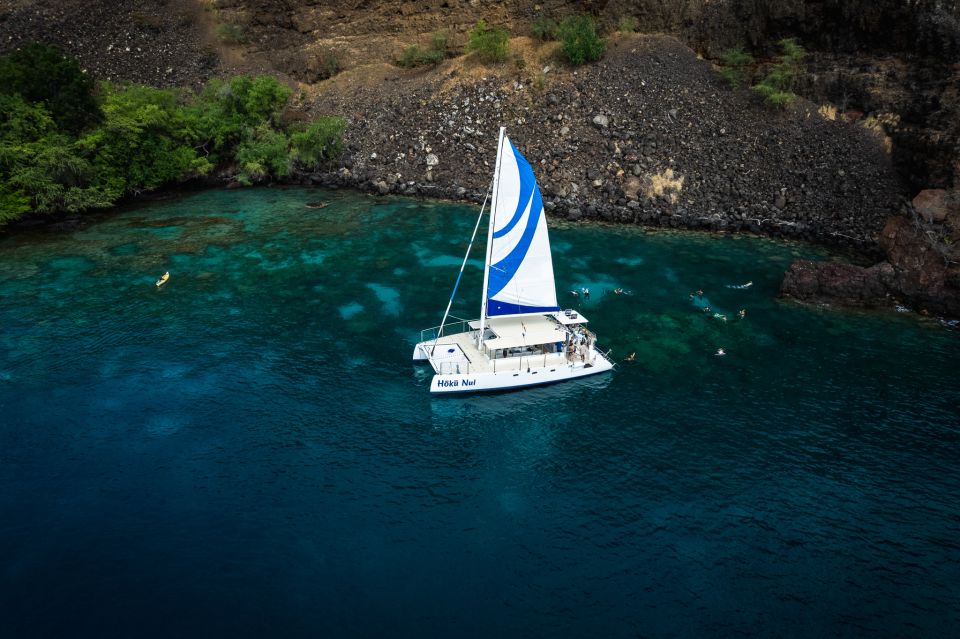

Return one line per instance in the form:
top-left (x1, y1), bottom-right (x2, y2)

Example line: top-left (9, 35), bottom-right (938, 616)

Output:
top-left (156, 271), bottom-right (170, 287)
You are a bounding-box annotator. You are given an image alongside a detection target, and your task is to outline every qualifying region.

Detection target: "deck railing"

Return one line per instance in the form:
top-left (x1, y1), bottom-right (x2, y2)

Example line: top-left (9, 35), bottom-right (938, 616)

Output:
top-left (438, 361), bottom-right (470, 375)
top-left (419, 315), bottom-right (474, 344)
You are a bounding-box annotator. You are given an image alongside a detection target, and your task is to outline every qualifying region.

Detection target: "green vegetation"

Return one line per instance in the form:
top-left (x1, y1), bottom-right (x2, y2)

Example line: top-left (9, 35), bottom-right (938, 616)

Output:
top-left (398, 45), bottom-right (442, 68)
top-left (322, 52), bottom-right (340, 78)
top-left (430, 31), bottom-right (449, 56)
top-left (466, 20), bottom-right (509, 63)
top-left (557, 15), bottom-right (606, 66)
top-left (397, 31), bottom-right (448, 68)
top-left (216, 23), bottom-right (247, 45)
top-left (717, 47), bottom-right (755, 88)
top-left (0, 43), bottom-right (100, 135)
top-left (290, 118), bottom-right (347, 170)
top-left (752, 38), bottom-right (806, 108)
top-left (618, 16), bottom-right (638, 33)
top-left (0, 44), bottom-right (346, 226)
top-left (531, 17), bottom-right (558, 41)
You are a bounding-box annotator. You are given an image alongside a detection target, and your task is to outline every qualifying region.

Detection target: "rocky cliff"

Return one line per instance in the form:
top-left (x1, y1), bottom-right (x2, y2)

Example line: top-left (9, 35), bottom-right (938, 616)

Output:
top-left (2, 0), bottom-right (959, 316)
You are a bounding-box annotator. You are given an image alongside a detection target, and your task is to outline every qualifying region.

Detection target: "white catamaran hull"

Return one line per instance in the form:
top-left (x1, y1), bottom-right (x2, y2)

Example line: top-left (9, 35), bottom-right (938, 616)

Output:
top-left (414, 342), bottom-right (614, 394)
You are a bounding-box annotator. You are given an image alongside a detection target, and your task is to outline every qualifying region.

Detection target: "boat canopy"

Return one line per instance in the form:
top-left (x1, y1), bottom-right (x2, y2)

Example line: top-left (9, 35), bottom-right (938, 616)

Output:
top-left (468, 316), bottom-right (567, 350)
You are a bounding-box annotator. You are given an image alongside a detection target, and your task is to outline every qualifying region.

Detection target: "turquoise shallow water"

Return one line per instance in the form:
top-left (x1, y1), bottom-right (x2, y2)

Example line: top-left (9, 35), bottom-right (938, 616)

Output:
top-left (1, 188), bottom-right (958, 637)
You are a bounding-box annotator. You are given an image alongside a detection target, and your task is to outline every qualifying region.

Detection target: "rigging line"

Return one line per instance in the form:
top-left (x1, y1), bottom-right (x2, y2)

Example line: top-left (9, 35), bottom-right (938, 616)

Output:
top-left (430, 180), bottom-right (493, 357)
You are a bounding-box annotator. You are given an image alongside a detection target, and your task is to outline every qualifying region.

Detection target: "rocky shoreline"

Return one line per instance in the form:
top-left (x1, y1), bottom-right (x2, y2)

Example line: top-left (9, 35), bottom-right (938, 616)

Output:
top-left (297, 36), bottom-right (901, 256)
top-left (3, 0), bottom-right (958, 318)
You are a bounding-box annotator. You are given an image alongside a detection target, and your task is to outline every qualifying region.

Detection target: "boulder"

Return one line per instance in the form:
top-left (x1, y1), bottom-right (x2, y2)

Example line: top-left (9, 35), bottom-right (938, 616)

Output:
top-left (912, 189), bottom-right (957, 223)
top-left (780, 259), bottom-right (890, 306)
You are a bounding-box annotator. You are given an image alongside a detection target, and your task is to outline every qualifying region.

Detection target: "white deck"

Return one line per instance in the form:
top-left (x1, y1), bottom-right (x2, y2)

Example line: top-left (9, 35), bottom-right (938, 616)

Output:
top-left (414, 315), bottom-right (612, 393)
top-left (418, 329), bottom-right (573, 375)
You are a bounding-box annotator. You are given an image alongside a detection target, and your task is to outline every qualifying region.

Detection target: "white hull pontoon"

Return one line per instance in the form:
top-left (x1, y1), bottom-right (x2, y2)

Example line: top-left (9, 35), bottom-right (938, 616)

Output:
top-left (413, 127), bottom-right (614, 394)
top-left (414, 313), bottom-right (613, 394)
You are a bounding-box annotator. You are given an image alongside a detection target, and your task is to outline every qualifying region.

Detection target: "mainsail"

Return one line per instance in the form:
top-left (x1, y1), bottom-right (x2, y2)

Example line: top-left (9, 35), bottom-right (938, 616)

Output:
top-left (484, 135), bottom-right (559, 317)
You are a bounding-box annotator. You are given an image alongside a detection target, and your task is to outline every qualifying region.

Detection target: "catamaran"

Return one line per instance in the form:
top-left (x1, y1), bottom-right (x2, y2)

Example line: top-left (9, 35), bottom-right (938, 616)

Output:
top-left (413, 127), bottom-right (614, 394)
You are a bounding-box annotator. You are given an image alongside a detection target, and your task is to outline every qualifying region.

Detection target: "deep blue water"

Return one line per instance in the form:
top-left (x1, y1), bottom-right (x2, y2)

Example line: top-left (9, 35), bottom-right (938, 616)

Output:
top-left (1, 188), bottom-right (958, 638)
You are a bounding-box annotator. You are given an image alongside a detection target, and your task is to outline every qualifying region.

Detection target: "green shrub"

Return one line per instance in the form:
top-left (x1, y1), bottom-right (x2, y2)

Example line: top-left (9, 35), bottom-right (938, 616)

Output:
top-left (751, 38), bottom-right (805, 108)
top-left (618, 16), bottom-right (637, 33)
top-left (5, 138), bottom-right (112, 214)
top-left (557, 15), bottom-right (606, 65)
top-left (397, 45), bottom-right (444, 68)
top-left (189, 75), bottom-right (292, 152)
top-left (76, 84), bottom-right (212, 198)
top-left (531, 17), bottom-right (558, 41)
top-left (0, 185), bottom-right (32, 224)
top-left (322, 53), bottom-right (340, 78)
top-left (397, 30), bottom-right (448, 68)
top-left (236, 125), bottom-right (290, 185)
top-left (0, 45), bottom-right (348, 225)
top-left (290, 117), bottom-right (346, 169)
top-left (466, 20), bottom-right (509, 63)
top-left (217, 23), bottom-right (247, 45)
top-left (0, 43), bottom-right (101, 135)
top-left (718, 47), bottom-right (755, 88)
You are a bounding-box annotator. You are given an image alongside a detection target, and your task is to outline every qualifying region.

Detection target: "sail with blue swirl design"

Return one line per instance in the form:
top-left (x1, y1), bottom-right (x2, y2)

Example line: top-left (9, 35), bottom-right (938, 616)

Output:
top-left (486, 137), bottom-right (560, 317)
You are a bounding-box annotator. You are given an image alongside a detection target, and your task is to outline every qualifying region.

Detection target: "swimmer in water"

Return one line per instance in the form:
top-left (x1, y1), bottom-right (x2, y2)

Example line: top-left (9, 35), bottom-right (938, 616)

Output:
top-left (624, 352), bottom-right (636, 362)
top-left (738, 309), bottom-right (746, 319)
top-left (715, 348), bottom-right (726, 356)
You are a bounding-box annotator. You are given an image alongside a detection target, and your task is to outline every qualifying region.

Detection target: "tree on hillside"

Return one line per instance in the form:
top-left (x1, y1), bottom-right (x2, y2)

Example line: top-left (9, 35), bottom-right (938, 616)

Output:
top-left (0, 43), bottom-right (101, 135)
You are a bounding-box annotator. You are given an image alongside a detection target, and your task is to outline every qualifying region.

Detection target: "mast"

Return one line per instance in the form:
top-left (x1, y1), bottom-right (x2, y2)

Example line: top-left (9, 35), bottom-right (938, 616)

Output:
top-left (478, 126), bottom-right (506, 350)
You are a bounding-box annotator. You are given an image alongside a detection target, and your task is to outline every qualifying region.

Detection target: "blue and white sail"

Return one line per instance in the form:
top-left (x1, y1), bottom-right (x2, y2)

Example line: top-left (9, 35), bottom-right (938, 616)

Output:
top-left (484, 134), bottom-right (559, 317)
